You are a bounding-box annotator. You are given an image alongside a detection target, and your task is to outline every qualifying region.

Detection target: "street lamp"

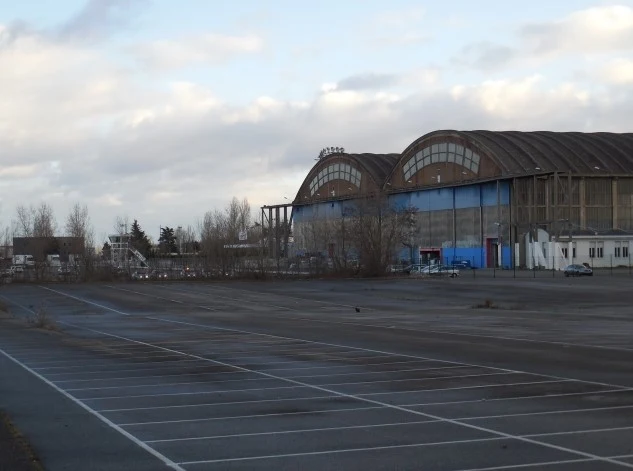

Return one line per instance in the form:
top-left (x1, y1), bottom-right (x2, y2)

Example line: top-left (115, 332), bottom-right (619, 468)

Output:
top-left (494, 222), bottom-right (503, 268)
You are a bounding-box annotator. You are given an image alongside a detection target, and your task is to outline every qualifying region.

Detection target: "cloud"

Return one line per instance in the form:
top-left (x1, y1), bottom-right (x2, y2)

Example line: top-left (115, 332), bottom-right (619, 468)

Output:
top-left (57, 0), bottom-right (146, 42)
top-left (521, 5), bottom-right (633, 56)
top-left (131, 33), bottom-right (264, 69)
top-left (601, 58), bottom-right (633, 84)
top-left (1, 15), bottom-right (632, 240)
top-left (453, 42), bottom-right (518, 70)
top-left (457, 6), bottom-right (633, 70)
top-left (336, 73), bottom-right (399, 91)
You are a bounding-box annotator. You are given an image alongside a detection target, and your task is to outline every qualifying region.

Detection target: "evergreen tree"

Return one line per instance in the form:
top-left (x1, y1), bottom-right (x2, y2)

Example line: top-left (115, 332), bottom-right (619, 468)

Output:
top-left (101, 241), bottom-right (111, 260)
top-left (130, 219), bottom-right (152, 257)
top-left (159, 226), bottom-right (178, 253)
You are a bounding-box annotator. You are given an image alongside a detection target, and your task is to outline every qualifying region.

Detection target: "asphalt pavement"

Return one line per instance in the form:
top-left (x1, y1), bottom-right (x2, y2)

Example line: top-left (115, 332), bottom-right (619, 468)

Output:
top-left (1, 276), bottom-right (633, 470)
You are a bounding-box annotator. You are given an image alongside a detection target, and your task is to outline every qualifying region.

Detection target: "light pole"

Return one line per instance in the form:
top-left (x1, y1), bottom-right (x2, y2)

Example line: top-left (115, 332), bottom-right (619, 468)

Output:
top-left (494, 222), bottom-right (502, 268)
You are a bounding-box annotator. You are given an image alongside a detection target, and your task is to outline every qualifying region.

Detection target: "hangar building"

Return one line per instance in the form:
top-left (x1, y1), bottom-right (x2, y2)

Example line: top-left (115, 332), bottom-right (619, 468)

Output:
top-left (290, 130), bottom-right (633, 269)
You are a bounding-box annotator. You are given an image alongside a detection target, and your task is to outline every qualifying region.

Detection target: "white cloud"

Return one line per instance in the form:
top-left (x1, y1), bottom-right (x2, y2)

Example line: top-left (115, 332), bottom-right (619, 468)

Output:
top-left (602, 58), bottom-right (633, 84)
top-left (131, 33), bottom-right (264, 70)
top-left (1, 13), bottom-right (632, 240)
top-left (522, 5), bottom-right (633, 56)
top-left (457, 6), bottom-right (633, 70)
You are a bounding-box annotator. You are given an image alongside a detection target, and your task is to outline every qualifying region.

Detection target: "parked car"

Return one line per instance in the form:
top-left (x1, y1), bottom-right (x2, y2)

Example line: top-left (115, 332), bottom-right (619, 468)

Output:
top-left (451, 260), bottom-right (473, 269)
top-left (429, 265), bottom-right (460, 278)
top-left (150, 270), bottom-right (168, 280)
top-left (564, 264), bottom-right (593, 277)
top-left (132, 271), bottom-right (150, 280)
top-left (406, 264), bottom-right (428, 275)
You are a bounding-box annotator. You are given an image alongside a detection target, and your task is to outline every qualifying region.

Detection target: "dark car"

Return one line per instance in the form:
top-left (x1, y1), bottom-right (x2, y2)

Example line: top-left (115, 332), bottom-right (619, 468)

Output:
top-left (564, 264), bottom-right (593, 277)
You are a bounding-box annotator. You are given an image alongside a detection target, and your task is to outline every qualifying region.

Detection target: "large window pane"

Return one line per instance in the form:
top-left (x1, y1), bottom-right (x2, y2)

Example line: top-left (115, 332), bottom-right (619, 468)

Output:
top-left (447, 152), bottom-right (455, 163)
top-left (448, 143), bottom-right (456, 153)
top-left (423, 147), bottom-right (430, 157)
top-left (439, 143), bottom-right (448, 153)
top-left (432, 144), bottom-right (439, 154)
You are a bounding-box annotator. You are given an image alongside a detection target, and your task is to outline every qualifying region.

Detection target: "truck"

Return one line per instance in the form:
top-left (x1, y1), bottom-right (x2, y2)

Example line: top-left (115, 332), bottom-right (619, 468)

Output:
top-left (12, 254), bottom-right (35, 267)
top-left (46, 254), bottom-right (61, 267)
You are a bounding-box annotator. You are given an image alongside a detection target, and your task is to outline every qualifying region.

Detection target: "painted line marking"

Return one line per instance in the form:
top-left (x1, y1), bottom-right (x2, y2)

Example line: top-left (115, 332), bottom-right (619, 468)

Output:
top-left (66, 375), bottom-right (276, 392)
top-left (80, 384), bottom-right (304, 401)
top-left (104, 394), bottom-right (349, 415)
top-left (100, 387), bottom-right (628, 415)
top-left (33, 359), bottom-right (191, 372)
top-left (155, 282), bottom-right (377, 312)
top-left (55, 319), bottom-right (633, 470)
top-left (43, 359), bottom-right (207, 377)
top-left (144, 316), bottom-right (630, 391)
top-left (0, 348), bottom-right (185, 471)
top-left (150, 283), bottom-right (633, 353)
top-left (175, 437), bottom-right (507, 466)
top-left (53, 369), bottom-right (258, 384)
top-left (144, 403), bottom-right (633, 444)
top-left (145, 419), bottom-right (439, 443)
top-left (80, 371), bottom-right (516, 401)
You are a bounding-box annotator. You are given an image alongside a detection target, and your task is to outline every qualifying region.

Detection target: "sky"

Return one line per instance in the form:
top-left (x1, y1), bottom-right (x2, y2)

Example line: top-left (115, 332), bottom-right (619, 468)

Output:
top-left (1, 0), bottom-right (633, 243)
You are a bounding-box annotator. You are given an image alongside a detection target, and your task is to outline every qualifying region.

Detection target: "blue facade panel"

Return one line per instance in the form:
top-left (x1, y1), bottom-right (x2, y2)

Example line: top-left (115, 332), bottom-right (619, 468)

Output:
top-left (481, 181), bottom-right (510, 206)
top-left (442, 248), bottom-right (486, 269)
top-left (454, 186), bottom-right (481, 209)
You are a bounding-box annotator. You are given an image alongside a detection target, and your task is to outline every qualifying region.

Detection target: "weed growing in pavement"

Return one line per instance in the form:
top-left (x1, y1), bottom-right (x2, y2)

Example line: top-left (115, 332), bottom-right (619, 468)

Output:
top-left (26, 308), bottom-right (59, 331)
top-left (473, 299), bottom-right (498, 309)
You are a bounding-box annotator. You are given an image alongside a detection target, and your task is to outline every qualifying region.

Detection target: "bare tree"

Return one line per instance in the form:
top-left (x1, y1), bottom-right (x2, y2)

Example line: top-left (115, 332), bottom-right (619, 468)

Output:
top-left (65, 203), bottom-right (95, 251)
top-left (33, 202), bottom-right (57, 237)
top-left (113, 215), bottom-right (130, 235)
top-left (14, 204), bottom-right (34, 237)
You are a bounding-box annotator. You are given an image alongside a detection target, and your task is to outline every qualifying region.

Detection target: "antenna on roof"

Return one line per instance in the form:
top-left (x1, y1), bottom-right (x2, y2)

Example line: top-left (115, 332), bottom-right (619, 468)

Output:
top-left (317, 146), bottom-right (346, 160)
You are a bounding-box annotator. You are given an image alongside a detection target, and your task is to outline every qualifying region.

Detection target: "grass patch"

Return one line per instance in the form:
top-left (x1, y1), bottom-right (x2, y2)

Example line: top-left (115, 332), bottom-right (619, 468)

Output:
top-left (473, 299), bottom-right (498, 309)
top-left (26, 308), bottom-right (58, 331)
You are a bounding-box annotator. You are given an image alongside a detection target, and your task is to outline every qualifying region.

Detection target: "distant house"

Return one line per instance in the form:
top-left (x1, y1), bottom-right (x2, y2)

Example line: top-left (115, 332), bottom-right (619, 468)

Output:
top-left (13, 237), bottom-right (85, 263)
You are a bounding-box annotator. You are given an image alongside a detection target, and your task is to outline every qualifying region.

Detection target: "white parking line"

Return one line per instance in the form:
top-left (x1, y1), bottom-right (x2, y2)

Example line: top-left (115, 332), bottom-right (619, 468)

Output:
top-left (144, 284), bottom-right (296, 312)
top-left (460, 404), bottom-right (633, 422)
top-left (319, 371), bottom-right (516, 388)
top-left (177, 437), bottom-right (507, 466)
top-left (43, 359), bottom-right (207, 377)
top-left (80, 384), bottom-right (305, 401)
top-left (33, 358), bottom-right (189, 371)
top-left (66, 375), bottom-right (275, 392)
top-left (0, 348), bottom-right (185, 471)
top-left (103, 386), bottom-right (629, 415)
top-left (155, 283), bottom-right (377, 312)
top-left (145, 419), bottom-right (439, 443)
top-left (105, 396), bottom-right (368, 415)
top-left (56, 319), bottom-right (633, 469)
top-left (524, 424), bottom-right (633, 437)
top-left (358, 380), bottom-right (574, 398)
top-left (77, 371), bottom-right (515, 400)
top-left (149, 284), bottom-right (633, 353)
top-left (144, 316), bottom-right (630, 391)
top-left (53, 369), bottom-right (249, 384)
top-left (454, 458), bottom-right (598, 471)
top-left (30, 354), bottom-right (184, 368)
top-left (145, 403), bottom-right (633, 444)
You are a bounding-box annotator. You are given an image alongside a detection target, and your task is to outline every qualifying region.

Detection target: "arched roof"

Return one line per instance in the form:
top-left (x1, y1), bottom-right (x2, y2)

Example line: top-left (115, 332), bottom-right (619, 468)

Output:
top-left (294, 152), bottom-right (400, 203)
top-left (345, 153), bottom-right (401, 184)
top-left (402, 130), bottom-right (633, 175)
top-left (295, 131), bottom-right (633, 204)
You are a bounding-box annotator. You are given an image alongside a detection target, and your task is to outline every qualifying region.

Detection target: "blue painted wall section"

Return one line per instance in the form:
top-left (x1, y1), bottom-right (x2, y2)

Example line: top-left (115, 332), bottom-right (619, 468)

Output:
top-left (293, 181), bottom-right (513, 268)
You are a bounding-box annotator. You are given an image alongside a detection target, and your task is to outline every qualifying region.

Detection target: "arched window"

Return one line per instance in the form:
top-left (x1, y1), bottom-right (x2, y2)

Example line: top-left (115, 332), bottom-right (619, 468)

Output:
top-left (309, 163), bottom-right (362, 196)
top-left (403, 143), bottom-right (480, 181)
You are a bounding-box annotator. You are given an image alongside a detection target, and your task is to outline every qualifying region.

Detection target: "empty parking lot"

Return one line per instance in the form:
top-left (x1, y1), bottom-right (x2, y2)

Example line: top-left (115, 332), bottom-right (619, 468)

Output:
top-left (2, 276), bottom-right (633, 470)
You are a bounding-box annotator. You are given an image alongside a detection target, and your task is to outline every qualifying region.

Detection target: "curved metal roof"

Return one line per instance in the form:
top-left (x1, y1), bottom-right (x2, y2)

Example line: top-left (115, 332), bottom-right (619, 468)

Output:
top-left (409, 130), bottom-right (633, 175)
top-left (343, 153), bottom-right (401, 185)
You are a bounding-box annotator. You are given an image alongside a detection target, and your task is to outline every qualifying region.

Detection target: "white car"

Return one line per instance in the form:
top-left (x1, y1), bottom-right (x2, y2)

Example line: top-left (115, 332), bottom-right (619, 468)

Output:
top-left (429, 265), bottom-right (460, 277)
